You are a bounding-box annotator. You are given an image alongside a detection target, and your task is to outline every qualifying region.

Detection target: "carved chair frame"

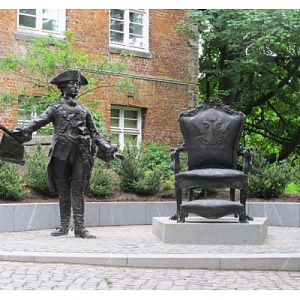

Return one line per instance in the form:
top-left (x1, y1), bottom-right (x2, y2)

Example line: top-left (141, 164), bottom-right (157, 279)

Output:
top-left (170, 98), bottom-right (253, 222)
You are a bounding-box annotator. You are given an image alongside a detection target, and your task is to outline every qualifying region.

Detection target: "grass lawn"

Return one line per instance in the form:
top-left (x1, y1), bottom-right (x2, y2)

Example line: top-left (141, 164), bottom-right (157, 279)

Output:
top-left (285, 182), bottom-right (300, 194)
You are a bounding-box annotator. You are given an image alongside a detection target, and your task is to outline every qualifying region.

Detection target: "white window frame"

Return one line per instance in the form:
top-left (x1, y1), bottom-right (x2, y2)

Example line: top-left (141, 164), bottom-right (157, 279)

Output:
top-left (109, 9), bottom-right (149, 52)
top-left (17, 9), bottom-right (66, 37)
top-left (18, 96), bottom-right (38, 136)
top-left (110, 106), bottom-right (142, 150)
top-left (18, 95), bottom-right (54, 136)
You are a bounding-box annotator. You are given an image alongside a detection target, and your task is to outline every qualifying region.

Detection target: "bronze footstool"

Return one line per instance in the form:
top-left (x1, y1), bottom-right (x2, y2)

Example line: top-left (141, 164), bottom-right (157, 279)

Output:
top-left (179, 199), bottom-right (248, 223)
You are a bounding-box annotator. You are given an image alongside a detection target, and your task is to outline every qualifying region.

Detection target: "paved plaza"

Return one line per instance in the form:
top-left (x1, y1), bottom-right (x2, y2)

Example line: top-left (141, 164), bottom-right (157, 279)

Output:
top-left (0, 225), bottom-right (299, 255)
top-left (0, 225), bottom-right (299, 290)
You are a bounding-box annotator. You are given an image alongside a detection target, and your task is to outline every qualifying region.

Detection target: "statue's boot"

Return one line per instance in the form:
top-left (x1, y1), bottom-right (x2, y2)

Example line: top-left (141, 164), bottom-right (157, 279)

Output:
top-left (51, 179), bottom-right (71, 236)
top-left (71, 180), bottom-right (96, 239)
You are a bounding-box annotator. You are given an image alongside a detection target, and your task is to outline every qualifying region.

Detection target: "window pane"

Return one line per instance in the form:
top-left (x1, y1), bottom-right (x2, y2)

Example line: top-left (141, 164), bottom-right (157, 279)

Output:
top-left (124, 119), bottom-right (137, 129)
top-left (110, 31), bottom-right (124, 43)
top-left (19, 15), bottom-right (36, 28)
top-left (109, 9), bottom-right (147, 50)
top-left (130, 12), bottom-right (143, 24)
top-left (124, 110), bottom-right (138, 119)
top-left (19, 9), bottom-right (36, 15)
top-left (129, 23), bottom-right (143, 35)
top-left (42, 19), bottom-right (59, 31)
top-left (111, 109), bottom-right (120, 118)
top-left (111, 133), bottom-right (120, 145)
top-left (110, 19), bottom-right (124, 32)
top-left (18, 97), bottom-right (32, 114)
top-left (124, 134), bottom-right (138, 146)
top-left (18, 97), bottom-right (38, 134)
top-left (111, 118), bottom-right (120, 127)
top-left (42, 9), bottom-right (60, 20)
top-left (18, 99), bottom-right (33, 122)
top-left (110, 9), bottom-right (124, 20)
top-left (129, 35), bottom-right (144, 47)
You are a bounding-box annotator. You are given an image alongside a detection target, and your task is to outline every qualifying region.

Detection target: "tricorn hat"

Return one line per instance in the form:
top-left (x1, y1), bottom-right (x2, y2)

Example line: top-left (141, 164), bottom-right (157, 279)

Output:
top-left (49, 70), bottom-right (88, 86)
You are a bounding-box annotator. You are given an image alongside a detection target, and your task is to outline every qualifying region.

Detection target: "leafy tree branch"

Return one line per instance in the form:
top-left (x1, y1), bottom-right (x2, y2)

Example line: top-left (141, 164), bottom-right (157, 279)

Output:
top-left (0, 31), bottom-right (137, 132)
top-left (177, 9), bottom-right (300, 162)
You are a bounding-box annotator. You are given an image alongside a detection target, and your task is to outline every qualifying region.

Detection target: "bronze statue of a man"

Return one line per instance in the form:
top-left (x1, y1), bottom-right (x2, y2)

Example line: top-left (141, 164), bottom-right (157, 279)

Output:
top-left (13, 70), bottom-right (118, 239)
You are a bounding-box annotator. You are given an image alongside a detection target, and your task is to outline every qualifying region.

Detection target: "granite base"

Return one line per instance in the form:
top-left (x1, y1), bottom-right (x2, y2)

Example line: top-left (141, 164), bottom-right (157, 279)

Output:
top-left (152, 217), bottom-right (268, 245)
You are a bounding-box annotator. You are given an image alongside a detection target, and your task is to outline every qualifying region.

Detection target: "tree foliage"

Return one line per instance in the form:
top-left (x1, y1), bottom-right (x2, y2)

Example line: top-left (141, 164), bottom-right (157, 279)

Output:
top-left (177, 9), bottom-right (300, 162)
top-left (0, 31), bottom-right (137, 132)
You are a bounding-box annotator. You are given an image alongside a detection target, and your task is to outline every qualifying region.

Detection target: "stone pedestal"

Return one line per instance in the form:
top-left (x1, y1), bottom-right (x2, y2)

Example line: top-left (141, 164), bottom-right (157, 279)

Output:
top-left (152, 217), bottom-right (268, 245)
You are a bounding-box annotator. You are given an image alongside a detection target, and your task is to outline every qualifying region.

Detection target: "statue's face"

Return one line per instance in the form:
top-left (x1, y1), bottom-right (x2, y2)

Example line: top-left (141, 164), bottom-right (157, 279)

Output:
top-left (63, 80), bottom-right (81, 97)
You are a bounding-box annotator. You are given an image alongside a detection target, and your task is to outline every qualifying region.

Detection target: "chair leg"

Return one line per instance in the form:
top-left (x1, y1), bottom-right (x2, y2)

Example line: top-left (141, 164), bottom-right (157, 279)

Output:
top-left (170, 180), bottom-right (182, 221)
top-left (240, 186), bottom-right (253, 221)
top-left (240, 187), bottom-right (247, 206)
top-left (178, 209), bottom-right (186, 223)
top-left (188, 189), bottom-right (194, 201)
top-left (230, 188), bottom-right (235, 202)
top-left (239, 211), bottom-right (248, 223)
top-left (231, 189), bottom-right (237, 218)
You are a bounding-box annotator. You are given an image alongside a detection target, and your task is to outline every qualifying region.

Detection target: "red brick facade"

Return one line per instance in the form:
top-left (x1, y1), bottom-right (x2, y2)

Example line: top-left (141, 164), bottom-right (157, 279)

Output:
top-left (0, 9), bottom-right (198, 146)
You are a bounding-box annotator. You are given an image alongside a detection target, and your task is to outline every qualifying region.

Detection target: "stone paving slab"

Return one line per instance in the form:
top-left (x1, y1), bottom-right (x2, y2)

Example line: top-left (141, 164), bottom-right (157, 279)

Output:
top-left (1, 251), bottom-right (299, 271)
top-left (0, 225), bottom-right (299, 271)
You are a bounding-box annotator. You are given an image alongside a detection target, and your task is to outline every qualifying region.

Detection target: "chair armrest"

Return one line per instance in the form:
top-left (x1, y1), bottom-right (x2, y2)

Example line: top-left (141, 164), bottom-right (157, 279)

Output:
top-left (240, 146), bottom-right (253, 174)
top-left (170, 146), bottom-right (186, 174)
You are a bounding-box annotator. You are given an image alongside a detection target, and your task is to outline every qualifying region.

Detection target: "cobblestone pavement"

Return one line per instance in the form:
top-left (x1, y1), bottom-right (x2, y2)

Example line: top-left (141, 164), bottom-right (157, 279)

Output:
top-left (0, 225), bottom-right (299, 291)
top-left (0, 225), bottom-right (299, 254)
top-left (0, 261), bottom-right (299, 290)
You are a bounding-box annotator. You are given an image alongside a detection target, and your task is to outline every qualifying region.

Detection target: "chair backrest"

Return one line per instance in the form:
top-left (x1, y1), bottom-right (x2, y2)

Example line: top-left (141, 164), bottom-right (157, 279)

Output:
top-left (179, 98), bottom-right (246, 170)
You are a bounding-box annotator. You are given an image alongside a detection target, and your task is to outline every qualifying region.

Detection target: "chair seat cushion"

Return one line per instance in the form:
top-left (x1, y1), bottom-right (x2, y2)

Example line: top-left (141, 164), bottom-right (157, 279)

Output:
top-left (176, 168), bottom-right (247, 180)
top-left (180, 199), bottom-right (245, 219)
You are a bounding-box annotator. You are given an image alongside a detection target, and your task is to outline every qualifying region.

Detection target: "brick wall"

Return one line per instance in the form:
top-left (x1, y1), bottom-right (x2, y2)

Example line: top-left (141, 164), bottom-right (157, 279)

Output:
top-left (0, 9), bottom-right (198, 146)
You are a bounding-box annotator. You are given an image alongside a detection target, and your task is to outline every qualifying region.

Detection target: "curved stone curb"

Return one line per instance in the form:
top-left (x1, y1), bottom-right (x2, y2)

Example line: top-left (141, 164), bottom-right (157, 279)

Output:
top-left (0, 251), bottom-right (299, 271)
top-left (0, 201), bottom-right (299, 233)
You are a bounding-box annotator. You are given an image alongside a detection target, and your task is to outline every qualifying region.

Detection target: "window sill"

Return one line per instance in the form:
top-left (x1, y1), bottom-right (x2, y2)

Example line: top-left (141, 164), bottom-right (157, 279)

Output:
top-left (109, 46), bottom-right (153, 59)
top-left (14, 31), bottom-right (66, 42)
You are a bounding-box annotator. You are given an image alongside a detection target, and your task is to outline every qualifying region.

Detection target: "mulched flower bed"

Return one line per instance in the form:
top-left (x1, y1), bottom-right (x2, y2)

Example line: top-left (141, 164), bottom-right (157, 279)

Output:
top-left (0, 186), bottom-right (299, 204)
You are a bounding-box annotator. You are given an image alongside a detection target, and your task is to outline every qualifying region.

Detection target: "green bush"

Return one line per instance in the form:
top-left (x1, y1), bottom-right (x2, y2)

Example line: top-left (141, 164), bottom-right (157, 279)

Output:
top-left (135, 169), bottom-right (162, 195)
top-left (141, 141), bottom-right (172, 172)
top-left (113, 145), bottom-right (141, 193)
top-left (113, 141), bottom-right (172, 195)
top-left (24, 144), bottom-right (55, 196)
top-left (248, 148), bottom-right (293, 199)
top-left (0, 160), bottom-right (29, 200)
top-left (161, 178), bottom-right (174, 191)
top-left (87, 159), bottom-right (116, 198)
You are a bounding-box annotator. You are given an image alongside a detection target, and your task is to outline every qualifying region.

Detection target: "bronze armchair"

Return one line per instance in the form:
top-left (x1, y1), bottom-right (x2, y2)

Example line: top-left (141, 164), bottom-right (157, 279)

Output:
top-left (170, 98), bottom-right (253, 223)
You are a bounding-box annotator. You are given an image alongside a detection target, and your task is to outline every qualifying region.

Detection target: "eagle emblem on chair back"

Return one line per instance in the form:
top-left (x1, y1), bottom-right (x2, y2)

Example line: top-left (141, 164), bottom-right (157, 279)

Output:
top-left (179, 98), bottom-right (246, 171)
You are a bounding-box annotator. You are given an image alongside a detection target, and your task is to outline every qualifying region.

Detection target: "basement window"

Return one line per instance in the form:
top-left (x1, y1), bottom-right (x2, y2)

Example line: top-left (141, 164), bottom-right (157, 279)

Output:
top-left (110, 106), bottom-right (142, 150)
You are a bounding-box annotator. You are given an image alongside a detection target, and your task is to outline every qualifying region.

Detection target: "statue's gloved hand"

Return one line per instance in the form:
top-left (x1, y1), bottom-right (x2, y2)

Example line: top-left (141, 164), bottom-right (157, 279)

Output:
top-left (106, 144), bottom-right (117, 154)
top-left (107, 145), bottom-right (125, 161)
top-left (11, 124), bottom-right (33, 143)
top-left (105, 145), bottom-right (126, 162)
top-left (95, 142), bottom-right (125, 162)
top-left (113, 152), bottom-right (126, 161)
